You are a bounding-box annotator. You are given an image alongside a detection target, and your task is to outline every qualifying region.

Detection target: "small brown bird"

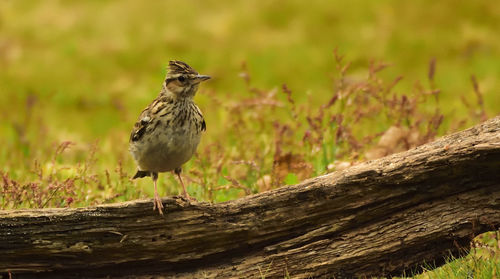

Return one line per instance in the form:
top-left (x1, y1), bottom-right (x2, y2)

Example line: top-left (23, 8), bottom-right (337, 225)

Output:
top-left (129, 60), bottom-right (210, 214)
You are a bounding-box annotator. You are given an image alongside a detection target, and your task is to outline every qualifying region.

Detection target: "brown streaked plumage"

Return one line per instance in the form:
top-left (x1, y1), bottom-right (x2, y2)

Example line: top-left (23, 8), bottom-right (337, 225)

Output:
top-left (129, 60), bottom-right (210, 215)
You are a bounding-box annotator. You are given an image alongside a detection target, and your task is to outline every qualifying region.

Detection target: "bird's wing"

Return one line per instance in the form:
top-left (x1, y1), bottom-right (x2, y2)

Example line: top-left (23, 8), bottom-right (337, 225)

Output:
top-left (130, 107), bottom-right (151, 142)
top-left (130, 95), bottom-right (174, 142)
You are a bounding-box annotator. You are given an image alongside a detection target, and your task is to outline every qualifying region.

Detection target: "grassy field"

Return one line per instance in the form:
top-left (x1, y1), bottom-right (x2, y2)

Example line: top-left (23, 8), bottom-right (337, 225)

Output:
top-left (1, 0), bottom-right (499, 277)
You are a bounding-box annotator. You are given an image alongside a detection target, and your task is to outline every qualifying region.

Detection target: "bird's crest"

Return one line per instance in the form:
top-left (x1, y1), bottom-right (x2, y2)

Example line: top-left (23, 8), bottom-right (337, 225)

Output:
top-left (168, 60), bottom-right (198, 76)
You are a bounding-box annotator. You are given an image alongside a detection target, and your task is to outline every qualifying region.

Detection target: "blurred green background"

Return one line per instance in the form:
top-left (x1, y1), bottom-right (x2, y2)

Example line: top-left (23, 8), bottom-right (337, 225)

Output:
top-left (1, 0), bottom-right (499, 208)
top-left (1, 1), bottom-right (499, 276)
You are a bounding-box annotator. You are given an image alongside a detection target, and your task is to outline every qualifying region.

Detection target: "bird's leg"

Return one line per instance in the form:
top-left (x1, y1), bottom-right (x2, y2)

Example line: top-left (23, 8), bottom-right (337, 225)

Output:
top-left (151, 172), bottom-right (164, 215)
top-left (174, 167), bottom-right (195, 201)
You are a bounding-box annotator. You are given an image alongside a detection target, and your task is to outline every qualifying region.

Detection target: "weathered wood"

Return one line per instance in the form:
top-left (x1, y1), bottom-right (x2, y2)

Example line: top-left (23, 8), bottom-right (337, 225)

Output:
top-left (1, 116), bottom-right (500, 279)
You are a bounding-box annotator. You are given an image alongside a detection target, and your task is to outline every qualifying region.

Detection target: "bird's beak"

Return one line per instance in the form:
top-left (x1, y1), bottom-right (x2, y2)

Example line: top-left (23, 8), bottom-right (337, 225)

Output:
top-left (196, 75), bottom-right (211, 82)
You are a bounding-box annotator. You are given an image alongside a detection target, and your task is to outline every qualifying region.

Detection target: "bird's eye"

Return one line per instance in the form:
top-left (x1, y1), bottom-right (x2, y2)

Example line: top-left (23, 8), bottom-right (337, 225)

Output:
top-left (177, 76), bottom-right (185, 82)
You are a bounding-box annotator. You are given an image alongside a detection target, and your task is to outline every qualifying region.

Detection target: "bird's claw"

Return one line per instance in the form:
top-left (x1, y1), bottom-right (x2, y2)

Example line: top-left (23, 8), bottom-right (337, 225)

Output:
top-left (153, 195), bottom-right (164, 215)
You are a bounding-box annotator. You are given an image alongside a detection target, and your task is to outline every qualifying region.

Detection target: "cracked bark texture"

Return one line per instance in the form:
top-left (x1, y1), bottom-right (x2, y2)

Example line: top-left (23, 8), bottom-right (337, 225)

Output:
top-left (1, 116), bottom-right (500, 278)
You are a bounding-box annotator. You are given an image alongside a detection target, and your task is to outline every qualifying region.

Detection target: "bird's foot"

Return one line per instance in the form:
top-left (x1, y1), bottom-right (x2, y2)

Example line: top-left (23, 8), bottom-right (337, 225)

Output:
top-left (183, 193), bottom-right (197, 202)
top-left (153, 194), bottom-right (164, 215)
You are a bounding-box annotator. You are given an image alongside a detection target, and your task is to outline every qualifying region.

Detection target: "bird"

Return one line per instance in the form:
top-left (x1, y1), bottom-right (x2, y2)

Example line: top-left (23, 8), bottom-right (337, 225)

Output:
top-left (129, 60), bottom-right (210, 215)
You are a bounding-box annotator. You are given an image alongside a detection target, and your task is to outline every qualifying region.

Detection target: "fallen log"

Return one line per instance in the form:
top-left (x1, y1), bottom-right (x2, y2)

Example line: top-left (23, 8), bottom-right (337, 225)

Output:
top-left (1, 116), bottom-right (500, 278)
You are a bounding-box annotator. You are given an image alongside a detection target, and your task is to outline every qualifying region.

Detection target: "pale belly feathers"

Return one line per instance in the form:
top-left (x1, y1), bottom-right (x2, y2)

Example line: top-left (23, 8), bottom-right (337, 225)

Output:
top-left (130, 126), bottom-right (201, 173)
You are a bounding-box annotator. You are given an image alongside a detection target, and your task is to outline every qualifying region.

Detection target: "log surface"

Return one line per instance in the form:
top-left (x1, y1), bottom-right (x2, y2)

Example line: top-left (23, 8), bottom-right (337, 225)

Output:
top-left (1, 116), bottom-right (500, 278)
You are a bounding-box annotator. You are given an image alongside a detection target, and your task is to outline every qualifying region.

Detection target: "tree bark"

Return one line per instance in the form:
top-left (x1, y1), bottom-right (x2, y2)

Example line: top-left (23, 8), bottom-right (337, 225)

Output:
top-left (1, 116), bottom-right (500, 279)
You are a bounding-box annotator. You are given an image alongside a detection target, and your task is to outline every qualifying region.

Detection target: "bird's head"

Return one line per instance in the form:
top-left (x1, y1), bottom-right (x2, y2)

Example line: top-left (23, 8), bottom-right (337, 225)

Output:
top-left (163, 60), bottom-right (210, 98)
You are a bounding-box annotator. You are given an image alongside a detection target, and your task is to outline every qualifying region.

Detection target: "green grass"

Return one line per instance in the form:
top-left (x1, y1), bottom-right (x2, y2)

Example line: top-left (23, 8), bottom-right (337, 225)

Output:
top-left (397, 231), bottom-right (500, 279)
top-left (0, 1), bottom-right (499, 277)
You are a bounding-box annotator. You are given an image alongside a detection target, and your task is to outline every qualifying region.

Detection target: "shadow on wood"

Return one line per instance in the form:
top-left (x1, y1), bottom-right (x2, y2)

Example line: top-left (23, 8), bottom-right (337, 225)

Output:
top-left (1, 116), bottom-right (500, 278)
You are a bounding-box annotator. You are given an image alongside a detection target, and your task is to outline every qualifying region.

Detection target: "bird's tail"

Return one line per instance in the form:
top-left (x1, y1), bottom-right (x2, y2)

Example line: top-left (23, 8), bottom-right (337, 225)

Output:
top-left (132, 170), bottom-right (150, 179)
